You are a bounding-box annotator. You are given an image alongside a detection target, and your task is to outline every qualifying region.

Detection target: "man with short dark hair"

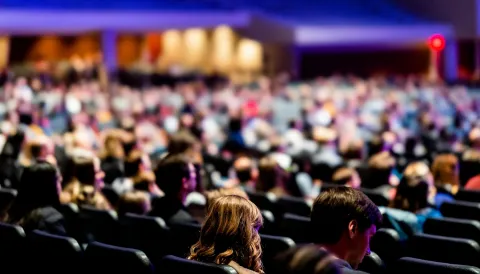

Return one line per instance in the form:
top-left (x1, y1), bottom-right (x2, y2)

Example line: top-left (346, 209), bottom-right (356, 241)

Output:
top-left (150, 154), bottom-right (198, 225)
top-left (233, 156), bottom-right (257, 192)
top-left (311, 187), bottom-right (382, 273)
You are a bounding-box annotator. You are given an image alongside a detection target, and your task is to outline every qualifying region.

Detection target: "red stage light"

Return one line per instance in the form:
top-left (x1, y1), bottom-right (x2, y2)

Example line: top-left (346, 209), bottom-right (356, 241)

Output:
top-left (428, 34), bottom-right (445, 52)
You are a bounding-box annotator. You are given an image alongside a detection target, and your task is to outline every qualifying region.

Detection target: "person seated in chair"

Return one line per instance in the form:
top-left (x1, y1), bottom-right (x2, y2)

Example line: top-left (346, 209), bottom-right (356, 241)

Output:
top-left (332, 168), bottom-right (361, 189)
top-left (6, 161), bottom-right (66, 235)
top-left (311, 187), bottom-right (382, 274)
top-left (189, 195), bottom-right (264, 274)
top-left (380, 162), bottom-right (442, 239)
top-left (149, 154), bottom-right (198, 225)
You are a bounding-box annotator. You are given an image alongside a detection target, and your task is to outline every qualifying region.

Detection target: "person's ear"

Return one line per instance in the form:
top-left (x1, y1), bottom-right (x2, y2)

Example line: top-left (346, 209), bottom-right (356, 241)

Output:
top-left (348, 220), bottom-right (358, 239)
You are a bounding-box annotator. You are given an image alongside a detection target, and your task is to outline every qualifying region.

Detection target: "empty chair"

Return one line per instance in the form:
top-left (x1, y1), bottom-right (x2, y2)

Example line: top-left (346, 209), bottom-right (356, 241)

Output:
top-left (27, 230), bottom-right (82, 274)
top-left (276, 196), bottom-right (311, 217)
top-left (0, 188), bottom-right (17, 219)
top-left (120, 213), bottom-right (170, 265)
top-left (424, 217), bottom-right (480, 245)
top-left (169, 222), bottom-right (202, 257)
top-left (408, 234), bottom-right (480, 267)
top-left (160, 255), bottom-right (238, 274)
top-left (80, 206), bottom-right (119, 244)
top-left (456, 189), bottom-right (480, 203)
top-left (358, 252), bottom-right (385, 274)
top-left (370, 228), bottom-right (404, 265)
top-left (260, 234), bottom-right (295, 272)
top-left (84, 242), bottom-right (154, 274)
top-left (0, 222), bottom-right (26, 273)
top-left (280, 213), bottom-right (311, 243)
top-left (440, 201), bottom-right (480, 221)
top-left (390, 257), bottom-right (480, 274)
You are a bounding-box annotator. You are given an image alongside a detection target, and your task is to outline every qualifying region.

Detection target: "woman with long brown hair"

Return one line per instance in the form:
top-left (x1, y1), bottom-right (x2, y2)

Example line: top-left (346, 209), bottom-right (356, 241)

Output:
top-left (188, 195), bottom-right (264, 274)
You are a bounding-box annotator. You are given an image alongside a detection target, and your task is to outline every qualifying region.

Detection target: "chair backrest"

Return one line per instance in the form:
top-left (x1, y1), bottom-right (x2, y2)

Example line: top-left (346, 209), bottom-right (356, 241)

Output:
top-left (0, 188), bottom-right (16, 218)
top-left (169, 222), bottom-right (202, 257)
top-left (84, 241), bottom-right (154, 274)
top-left (27, 230), bottom-right (82, 274)
top-left (101, 185), bottom-right (120, 207)
top-left (370, 228), bottom-right (403, 265)
top-left (260, 234), bottom-right (295, 272)
top-left (0, 222), bottom-right (26, 272)
top-left (247, 192), bottom-right (277, 213)
top-left (391, 257), bottom-right (480, 274)
top-left (80, 206), bottom-right (119, 245)
top-left (260, 210), bottom-right (275, 235)
top-left (276, 196), bottom-right (311, 217)
top-left (456, 189), bottom-right (480, 203)
top-left (361, 188), bottom-right (390, 207)
top-left (59, 203), bottom-right (82, 240)
top-left (280, 213), bottom-right (311, 243)
top-left (120, 213), bottom-right (170, 265)
top-left (409, 233), bottom-right (480, 267)
top-left (160, 255), bottom-right (238, 274)
top-left (424, 217), bottom-right (480, 245)
top-left (440, 201), bottom-right (480, 221)
top-left (358, 252), bottom-right (385, 274)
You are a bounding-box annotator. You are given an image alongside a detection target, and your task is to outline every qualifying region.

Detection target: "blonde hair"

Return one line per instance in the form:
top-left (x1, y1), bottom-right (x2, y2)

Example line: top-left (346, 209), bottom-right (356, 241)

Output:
top-left (189, 195), bottom-right (264, 273)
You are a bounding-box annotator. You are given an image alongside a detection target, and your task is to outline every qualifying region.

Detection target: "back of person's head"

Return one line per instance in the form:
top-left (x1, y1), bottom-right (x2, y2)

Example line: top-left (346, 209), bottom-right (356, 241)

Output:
top-left (167, 131), bottom-right (198, 156)
top-left (72, 155), bottom-right (97, 186)
top-left (124, 149), bottom-right (143, 178)
top-left (205, 187), bottom-right (249, 210)
top-left (340, 140), bottom-right (364, 161)
top-left (234, 156), bottom-right (255, 184)
top-left (311, 186), bottom-right (381, 245)
top-left (332, 168), bottom-right (361, 189)
top-left (8, 161), bottom-right (60, 223)
top-left (272, 246), bottom-right (340, 274)
top-left (391, 162), bottom-right (432, 213)
top-left (102, 131), bottom-right (125, 159)
top-left (189, 195), bottom-right (264, 273)
top-left (122, 132), bottom-right (137, 156)
top-left (133, 171), bottom-right (156, 192)
top-left (117, 191), bottom-right (151, 216)
top-left (367, 152), bottom-right (395, 188)
top-left (257, 156), bottom-right (288, 194)
top-left (155, 154), bottom-right (196, 199)
top-left (432, 154), bottom-right (459, 187)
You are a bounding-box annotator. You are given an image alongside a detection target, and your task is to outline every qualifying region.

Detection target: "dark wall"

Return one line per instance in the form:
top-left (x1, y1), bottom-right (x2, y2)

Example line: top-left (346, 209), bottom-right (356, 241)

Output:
top-left (299, 46), bottom-right (430, 79)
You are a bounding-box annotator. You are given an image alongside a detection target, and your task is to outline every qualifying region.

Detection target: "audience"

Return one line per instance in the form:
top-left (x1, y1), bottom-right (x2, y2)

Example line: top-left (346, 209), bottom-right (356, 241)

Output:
top-left (332, 168), bottom-right (361, 189)
top-left (311, 187), bottom-right (382, 273)
top-left (117, 191), bottom-right (151, 216)
top-left (256, 156), bottom-right (290, 198)
top-left (6, 161), bottom-right (66, 235)
top-left (188, 195), bottom-right (264, 274)
top-left (233, 156), bottom-right (257, 192)
top-left (432, 154), bottom-right (460, 196)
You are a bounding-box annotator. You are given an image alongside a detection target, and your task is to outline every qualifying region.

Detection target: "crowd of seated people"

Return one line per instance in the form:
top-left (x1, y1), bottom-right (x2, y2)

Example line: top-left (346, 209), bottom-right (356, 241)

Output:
top-left (2, 68), bottom-right (480, 273)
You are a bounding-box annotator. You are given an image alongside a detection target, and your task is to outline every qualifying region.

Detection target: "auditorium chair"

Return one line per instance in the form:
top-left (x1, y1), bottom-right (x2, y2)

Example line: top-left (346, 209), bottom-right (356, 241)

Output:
top-left (390, 257), bottom-right (480, 274)
top-left (440, 201), bottom-right (480, 222)
top-left (168, 222), bottom-right (202, 257)
top-left (408, 233), bottom-right (480, 267)
top-left (80, 206), bottom-right (119, 245)
top-left (260, 210), bottom-right (276, 235)
top-left (370, 228), bottom-right (404, 265)
top-left (0, 222), bottom-right (26, 273)
top-left (160, 255), bottom-right (238, 274)
top-left (260, 234), bottom-right (295, 272)
top-left (276, 196), bottom-right (311, 217)
top-left (101, 185), bottom-right (120, 207)
top-left (84, 242), bottom-right (154, 274)
top-left (59, 203), bottom-right (83, 241)
top-left (247, 192), bottom-right (277, 214)
top-left (456, 189), bottom-right (480, 203)
top-left (119, 213), bottom-right (170, 266)
top-left (280, 213), bottom-right (310, 243)
top-left (358, 251), bottom-right (385, 274)
top-left (361, 188), bottom-right (390, 207)
top-left (0, 188), bottom-right (16, 218)
top-left (26, 230), bottom-right (82, 274)
top-left (424, 217), bottom-right (480, 245)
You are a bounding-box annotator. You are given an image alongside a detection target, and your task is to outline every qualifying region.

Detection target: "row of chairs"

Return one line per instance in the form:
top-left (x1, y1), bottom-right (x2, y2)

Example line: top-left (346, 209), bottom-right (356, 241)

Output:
top-left (0, 223), bottom-right (240, 274)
